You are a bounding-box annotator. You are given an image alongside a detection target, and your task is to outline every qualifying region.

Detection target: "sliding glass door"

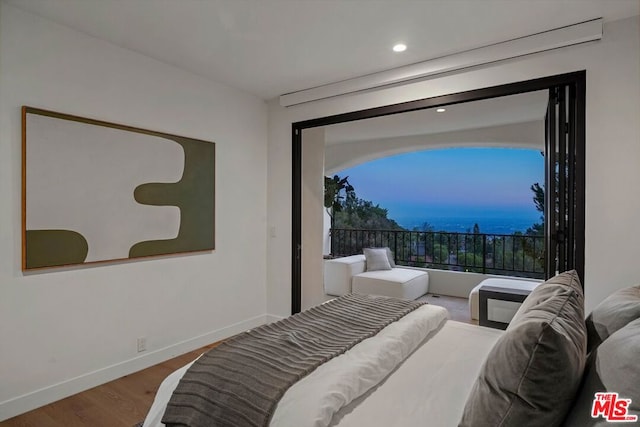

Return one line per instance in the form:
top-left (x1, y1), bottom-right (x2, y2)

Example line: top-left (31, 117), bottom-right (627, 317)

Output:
top-left (291, 71), bottom-right (585, 314)
top-left (544, 82), bottom-right (585, 280)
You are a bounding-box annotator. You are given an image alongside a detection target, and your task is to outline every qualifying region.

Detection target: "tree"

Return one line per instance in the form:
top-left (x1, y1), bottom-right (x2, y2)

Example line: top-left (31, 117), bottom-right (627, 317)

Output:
top-left (334, 196), bottom-right (403, 230)
top-left (324, 175), bottom-right (355, 230)
top-left (526, 182), bottom-right (545, 236)
top-left (413, 222), bottom-right (434, 232)
top-left (523, 182), bottom-right (545, 275)
top-left (531, 182), bottom-right (544, 213)
top-left (327, 175), bottom-right (404, 257)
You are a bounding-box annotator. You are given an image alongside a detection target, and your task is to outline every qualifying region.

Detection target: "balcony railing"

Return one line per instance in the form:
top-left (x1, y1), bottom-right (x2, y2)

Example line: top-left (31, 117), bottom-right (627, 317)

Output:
top-left (330, 228), bottom-right (545, 279)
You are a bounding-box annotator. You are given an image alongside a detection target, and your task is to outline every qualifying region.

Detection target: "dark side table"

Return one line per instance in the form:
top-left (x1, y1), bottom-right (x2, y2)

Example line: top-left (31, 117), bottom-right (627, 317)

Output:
top-left (478, 285), bottom-right (532, 330)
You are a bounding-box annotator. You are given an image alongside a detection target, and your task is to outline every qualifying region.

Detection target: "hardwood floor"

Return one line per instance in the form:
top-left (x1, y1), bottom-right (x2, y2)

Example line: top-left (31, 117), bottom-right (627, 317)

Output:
top-left (0, 343), bottom-right (218, 427)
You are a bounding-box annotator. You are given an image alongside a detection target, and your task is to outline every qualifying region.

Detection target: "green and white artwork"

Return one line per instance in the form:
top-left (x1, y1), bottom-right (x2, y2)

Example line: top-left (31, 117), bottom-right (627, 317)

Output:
top-left (22, 107), bottom-right (215, 270)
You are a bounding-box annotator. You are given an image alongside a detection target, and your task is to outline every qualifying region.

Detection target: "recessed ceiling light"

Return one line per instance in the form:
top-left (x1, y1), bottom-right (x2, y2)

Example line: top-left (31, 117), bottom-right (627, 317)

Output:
top-left (436, 108), bottom-right (446, 113)
top-left (392, 44), bottom-right (407, 52)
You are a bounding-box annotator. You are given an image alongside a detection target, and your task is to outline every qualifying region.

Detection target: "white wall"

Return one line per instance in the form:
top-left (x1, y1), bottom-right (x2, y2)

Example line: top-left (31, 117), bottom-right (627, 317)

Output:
top-left (301, 128), bottom-right (331, 310)
top-left (0, 3), bottom-right (267, 420)
top-left (267, 16), bottom-right (640, 318)
top-left (323, 210), bottom-right (332, 255)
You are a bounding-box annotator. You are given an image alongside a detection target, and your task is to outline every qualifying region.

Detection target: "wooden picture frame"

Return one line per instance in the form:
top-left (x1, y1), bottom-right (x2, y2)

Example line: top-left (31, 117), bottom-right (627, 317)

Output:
top-left (22, 106), bottom-right (215, 270)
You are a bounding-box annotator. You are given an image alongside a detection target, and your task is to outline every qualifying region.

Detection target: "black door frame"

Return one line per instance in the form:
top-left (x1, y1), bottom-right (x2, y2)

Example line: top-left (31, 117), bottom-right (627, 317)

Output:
top-left (544, 83), bottom-right (583, 280)
top-left (292, 71), bottom-right (585, 314)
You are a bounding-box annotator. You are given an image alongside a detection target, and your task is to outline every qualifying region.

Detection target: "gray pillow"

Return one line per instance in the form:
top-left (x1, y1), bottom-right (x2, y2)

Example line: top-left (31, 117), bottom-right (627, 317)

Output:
top-left (460, 270), bottom-right (587, 427)
top-left (563, 317), bottom-right (640, 426)
top-left (363, 248), bottom-right (391, 271)
top-left (585, 285), bottom-right (640, 353)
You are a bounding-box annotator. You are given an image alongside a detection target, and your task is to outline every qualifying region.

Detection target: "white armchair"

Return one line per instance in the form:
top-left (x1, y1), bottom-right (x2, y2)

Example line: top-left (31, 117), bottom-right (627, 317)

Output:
top-left (324, 255), bottom-right (429, 300)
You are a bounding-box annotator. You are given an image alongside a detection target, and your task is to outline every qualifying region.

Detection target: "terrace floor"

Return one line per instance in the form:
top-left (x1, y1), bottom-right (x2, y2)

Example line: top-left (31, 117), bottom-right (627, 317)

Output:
top-left (317, 290), bottom-right (475, 325)
top-left (418, 293), bottom-right (476, 325)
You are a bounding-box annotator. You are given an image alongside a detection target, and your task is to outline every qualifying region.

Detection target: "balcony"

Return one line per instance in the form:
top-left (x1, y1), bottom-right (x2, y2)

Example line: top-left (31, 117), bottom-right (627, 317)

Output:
top-left (330, 228), bottom-right (545, 280)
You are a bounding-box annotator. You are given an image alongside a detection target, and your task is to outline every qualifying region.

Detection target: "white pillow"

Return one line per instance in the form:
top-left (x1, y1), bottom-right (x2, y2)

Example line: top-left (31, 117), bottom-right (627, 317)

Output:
top-left (384, 247), bottom-right (396, 268)
top-left (363, 248), bottom-right (392, 271)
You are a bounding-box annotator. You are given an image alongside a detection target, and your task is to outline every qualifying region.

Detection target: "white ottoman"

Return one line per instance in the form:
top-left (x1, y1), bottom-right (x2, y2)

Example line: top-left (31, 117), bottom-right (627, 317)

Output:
top-left (353, 268), bottom-right (429, 300)
top-left (469, 278), bottom-right (541, 320)
top-left (324, 255), bottom-right (366, 296)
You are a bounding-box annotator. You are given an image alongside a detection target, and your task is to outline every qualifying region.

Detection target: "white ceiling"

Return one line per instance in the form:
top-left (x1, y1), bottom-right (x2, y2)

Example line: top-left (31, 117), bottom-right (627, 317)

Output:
top-left (324, 90), bottom-right (550, 145)
top-left (7, 0), bottom-right (639, 100)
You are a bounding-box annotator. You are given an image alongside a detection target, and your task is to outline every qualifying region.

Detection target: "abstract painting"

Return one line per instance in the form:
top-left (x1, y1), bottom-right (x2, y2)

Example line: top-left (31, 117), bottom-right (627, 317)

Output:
top-left (22, 107), bottom-right (215, 270)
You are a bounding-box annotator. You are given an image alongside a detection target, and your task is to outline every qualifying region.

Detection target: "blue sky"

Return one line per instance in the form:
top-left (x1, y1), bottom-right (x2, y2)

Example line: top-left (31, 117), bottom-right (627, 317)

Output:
top-left (336, 147), bottom-right (544, 226)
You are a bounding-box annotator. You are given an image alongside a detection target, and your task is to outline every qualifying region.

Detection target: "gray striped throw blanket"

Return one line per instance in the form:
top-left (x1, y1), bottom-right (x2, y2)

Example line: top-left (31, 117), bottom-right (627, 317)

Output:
top-left (162, 293), bottom-right (425, 427)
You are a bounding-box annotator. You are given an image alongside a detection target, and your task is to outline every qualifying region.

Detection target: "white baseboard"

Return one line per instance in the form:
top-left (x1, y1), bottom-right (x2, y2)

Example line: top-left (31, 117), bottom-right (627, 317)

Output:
top-left (0, 314), bottom-right (269, 422)
top-left (265, 313), bottom-right (285, 323)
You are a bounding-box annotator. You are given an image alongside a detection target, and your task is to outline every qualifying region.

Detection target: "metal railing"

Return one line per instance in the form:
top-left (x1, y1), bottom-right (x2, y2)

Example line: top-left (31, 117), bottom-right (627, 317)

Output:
top-left (330, 228), bottom-right (545, 279)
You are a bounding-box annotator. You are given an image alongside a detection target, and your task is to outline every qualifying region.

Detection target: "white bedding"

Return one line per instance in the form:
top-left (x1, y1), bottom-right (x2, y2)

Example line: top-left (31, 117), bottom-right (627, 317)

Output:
top-left (330, 321), bottom-right (503, 426)
top-left (144, 305), bottom-right (502, 427)
top-left (270, 304), bottom-right (447, 427)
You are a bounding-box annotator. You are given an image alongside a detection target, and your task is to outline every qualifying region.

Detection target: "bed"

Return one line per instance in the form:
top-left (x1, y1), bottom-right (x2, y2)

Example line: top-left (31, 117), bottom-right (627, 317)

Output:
top-left (142, 272), bottom-right (640, 427)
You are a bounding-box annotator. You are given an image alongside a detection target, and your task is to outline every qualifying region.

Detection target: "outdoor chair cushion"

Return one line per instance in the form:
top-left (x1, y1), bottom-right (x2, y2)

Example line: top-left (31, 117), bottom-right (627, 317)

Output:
top-left (468, 278), bottom-right (541, 320)
top-left (353, 268), bottom-right (429, 300)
